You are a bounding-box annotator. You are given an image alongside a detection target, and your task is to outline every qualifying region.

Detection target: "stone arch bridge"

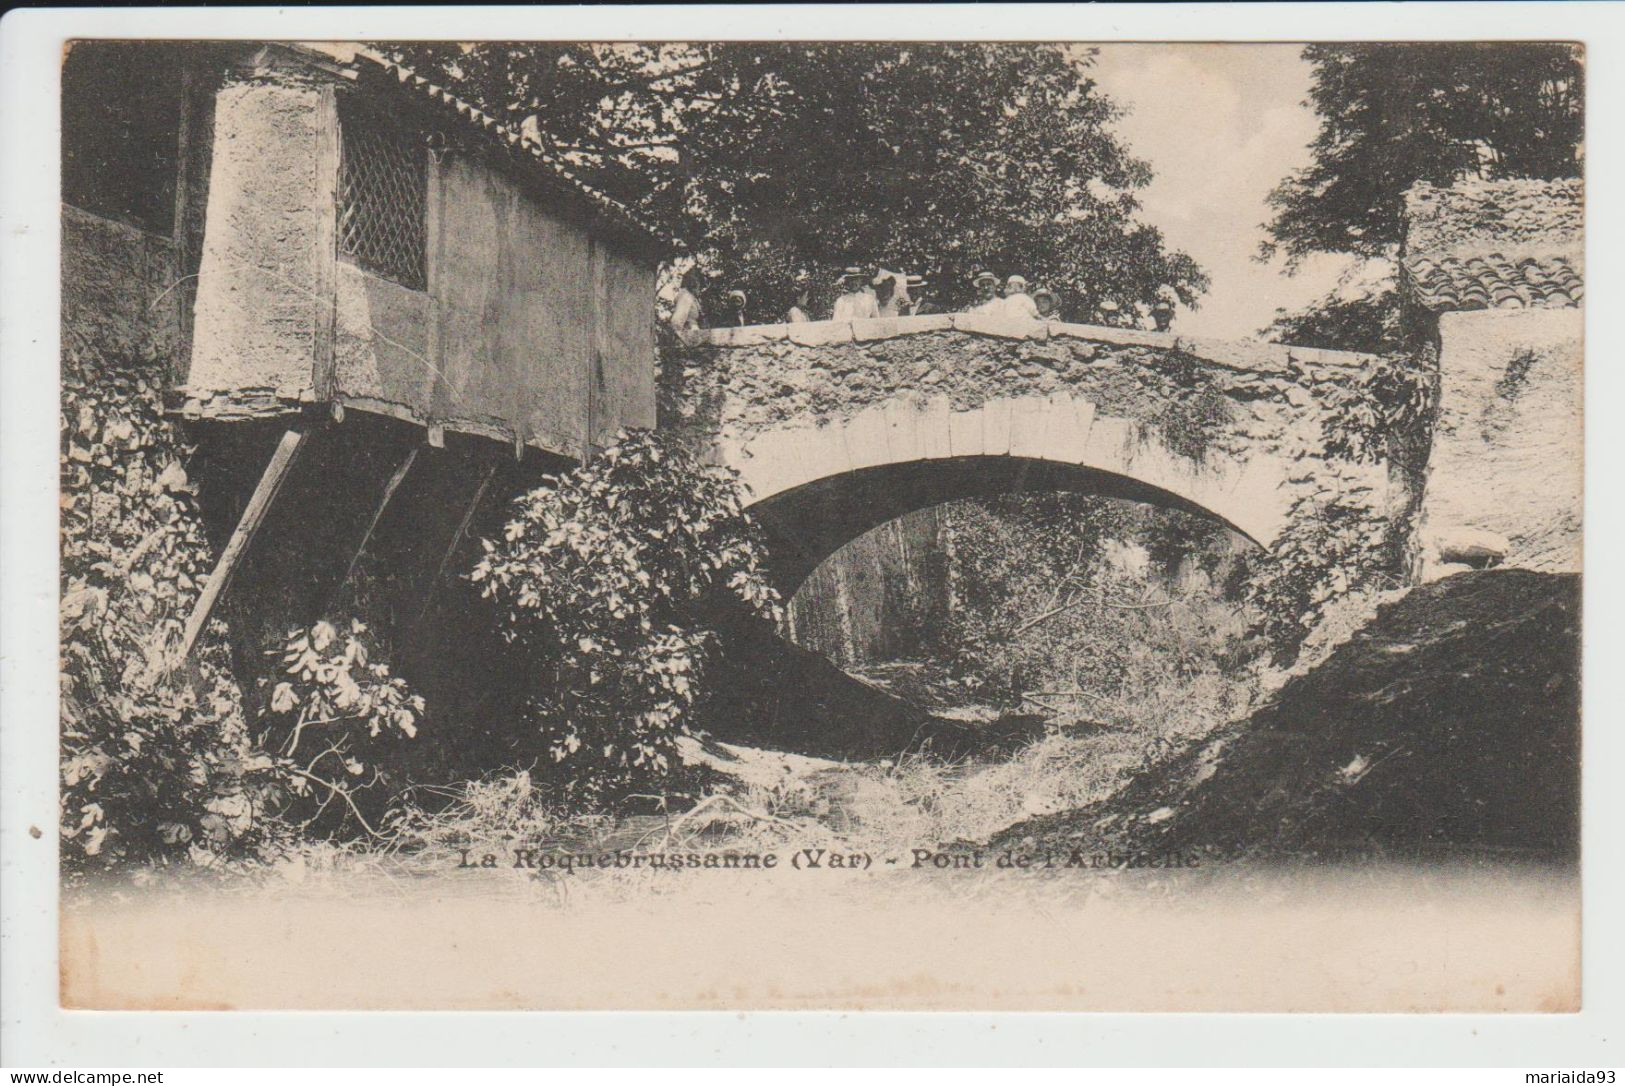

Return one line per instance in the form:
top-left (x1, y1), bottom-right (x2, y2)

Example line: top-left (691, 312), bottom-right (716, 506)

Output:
top-left (661, 313), bottom-right (1400, 591)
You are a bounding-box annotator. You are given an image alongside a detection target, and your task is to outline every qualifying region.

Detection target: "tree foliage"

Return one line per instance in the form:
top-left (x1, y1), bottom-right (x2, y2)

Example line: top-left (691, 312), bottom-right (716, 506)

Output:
top-left (386, 42), bottom-right (1206, 320)
top-left (1261, 287), bottom-right (1408, 356)
top-left (470, 430), bottom-right (781, 805)
top-left (1261, 43), bottom-right (1582, 266)
top-left (941, 494), bottom-right (1243, 705)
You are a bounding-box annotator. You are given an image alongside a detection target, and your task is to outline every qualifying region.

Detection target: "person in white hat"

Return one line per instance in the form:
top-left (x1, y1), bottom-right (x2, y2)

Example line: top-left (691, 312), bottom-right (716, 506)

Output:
top-left (725, 289), bottom-right (748, 327)
top-left (1001, 274), bottom-right (1039, 320)
top-left (1032, 285), bottom-right (1059, 321)
top-left (964, 268), bottom-right (1002, 314)
top-left (904, 274), bottom-right (933, 315)
top-left (1095, 297), bottom-right (1123, 326)
top-left (832, 266), bottom-right (879, 321)
top-left (876, 268), bottom-right (920, 318)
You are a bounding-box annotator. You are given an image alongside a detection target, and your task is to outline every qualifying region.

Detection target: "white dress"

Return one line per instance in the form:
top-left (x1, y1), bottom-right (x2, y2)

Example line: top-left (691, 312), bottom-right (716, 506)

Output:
top-left (832, 290), bottom-right (880, 321)
top-left (1001, 292), bottom-right (1039, 320)
top-left (671, 289), bottom-right (702, 330)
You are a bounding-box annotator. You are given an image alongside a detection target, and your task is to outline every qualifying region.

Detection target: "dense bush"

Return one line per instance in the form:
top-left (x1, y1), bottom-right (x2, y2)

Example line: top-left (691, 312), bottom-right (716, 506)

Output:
top-left (470, 430), bottom-right (781, 806)
top-left (61, 349), bottom-right (429, 867)
top-left (1242, 494), bottom-right (1401, 664)
top-left (60, 349), bottom-right (283, 869)
top-left (940, 493), bottom-right (1246, 707)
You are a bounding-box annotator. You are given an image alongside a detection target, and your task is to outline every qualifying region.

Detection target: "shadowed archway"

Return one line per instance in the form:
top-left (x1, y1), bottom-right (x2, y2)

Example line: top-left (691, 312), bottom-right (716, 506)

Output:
top-left (749, 453), bottom-right (1265, 594)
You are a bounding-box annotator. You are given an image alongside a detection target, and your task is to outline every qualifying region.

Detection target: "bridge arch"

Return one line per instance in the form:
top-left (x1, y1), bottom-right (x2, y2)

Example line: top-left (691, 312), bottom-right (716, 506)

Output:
top-left (663, 316), bottom-right (1399, 594)
top-left (722, 391), bottom-right (1295, 592)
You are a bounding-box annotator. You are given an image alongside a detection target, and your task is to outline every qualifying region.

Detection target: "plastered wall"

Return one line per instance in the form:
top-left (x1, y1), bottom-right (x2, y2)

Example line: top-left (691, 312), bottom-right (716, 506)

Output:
top-left (1420, 308), bottom-right (1583, 573)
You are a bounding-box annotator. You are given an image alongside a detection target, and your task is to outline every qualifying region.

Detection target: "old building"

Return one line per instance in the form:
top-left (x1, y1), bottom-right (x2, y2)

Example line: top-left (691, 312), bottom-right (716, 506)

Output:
top-left (1403, 179), bottom-right (1584, 577)
top-left (61, 40), bottom-right (669, 669)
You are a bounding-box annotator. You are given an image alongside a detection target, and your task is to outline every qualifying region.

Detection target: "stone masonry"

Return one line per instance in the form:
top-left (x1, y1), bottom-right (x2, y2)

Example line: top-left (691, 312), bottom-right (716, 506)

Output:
top-left (661, 313), bottom-right (1399, 591)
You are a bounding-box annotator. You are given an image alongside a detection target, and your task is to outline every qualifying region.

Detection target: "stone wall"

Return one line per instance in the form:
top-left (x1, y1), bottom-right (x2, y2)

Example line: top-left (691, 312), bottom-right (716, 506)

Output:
top-left (1419, 307), bottom-right (1583, 574)
top-left (661, 317), bottom-right (1398, 548)
top-left (666, 317), bottom-right (1346, 445)
top-left (786, 507), bottom-right (949, 668)
top-left (61, 206), bottom-right (182, 370)
top-left (1405, 180), bottom-right (1582, 262)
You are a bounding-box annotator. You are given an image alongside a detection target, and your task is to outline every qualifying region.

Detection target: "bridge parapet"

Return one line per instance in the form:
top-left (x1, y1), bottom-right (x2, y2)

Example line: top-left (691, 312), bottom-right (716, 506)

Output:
top-left (660, 318), bottom-right (1400, 588)
top-left (692, 313), bottom-right (1375, 374)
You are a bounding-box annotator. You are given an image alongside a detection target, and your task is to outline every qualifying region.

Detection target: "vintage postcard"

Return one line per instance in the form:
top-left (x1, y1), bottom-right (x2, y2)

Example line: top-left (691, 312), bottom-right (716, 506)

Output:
top-left (43, 31), bottom-right (1583, 1014)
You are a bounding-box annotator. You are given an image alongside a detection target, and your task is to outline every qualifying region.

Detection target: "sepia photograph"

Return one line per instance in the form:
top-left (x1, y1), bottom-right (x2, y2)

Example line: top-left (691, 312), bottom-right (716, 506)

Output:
top-left (5, 5), bottom-right (1610, 1049)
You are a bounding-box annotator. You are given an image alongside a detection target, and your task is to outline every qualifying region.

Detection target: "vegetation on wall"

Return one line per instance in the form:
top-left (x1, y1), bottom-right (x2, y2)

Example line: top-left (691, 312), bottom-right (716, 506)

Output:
top-left (1137, 350), bottom-right (1236, 465)
top-left (60, 348), bottom-right (279, 869)
top-left (1310, 352), bottom-right (1438, 469)
top-left (60, 347), bottom-right (429, 869)
top-left (1241, 495), bottom-right (1401, 665)
top-left (1230, 356), bottom-right (1434, 667)
top-left (470, 429), bottom-right (781, 807)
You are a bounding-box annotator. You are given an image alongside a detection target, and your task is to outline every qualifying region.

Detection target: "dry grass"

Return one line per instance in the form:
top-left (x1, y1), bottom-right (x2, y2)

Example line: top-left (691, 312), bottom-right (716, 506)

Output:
top-left (198, 662), bottom-right (1247, 897)
top-left (716, 666), bottom-right (1250, 856)
top-left (250, 580), bottom-right (1260, 881)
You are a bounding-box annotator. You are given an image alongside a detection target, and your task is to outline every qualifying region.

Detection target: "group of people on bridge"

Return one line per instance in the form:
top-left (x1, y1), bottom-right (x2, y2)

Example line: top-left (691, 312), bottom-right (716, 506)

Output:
top-left (669, 265), bottom-right (1178, 336)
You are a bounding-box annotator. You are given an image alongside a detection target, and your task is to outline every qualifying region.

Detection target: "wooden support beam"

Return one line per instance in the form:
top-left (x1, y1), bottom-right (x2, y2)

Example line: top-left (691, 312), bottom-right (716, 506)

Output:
top-left (325, 445), bottom-right (419, 613)
top-left (415, 459), bottom-right (500, 626)
top-left (177, 428), bottom-right (308, 661)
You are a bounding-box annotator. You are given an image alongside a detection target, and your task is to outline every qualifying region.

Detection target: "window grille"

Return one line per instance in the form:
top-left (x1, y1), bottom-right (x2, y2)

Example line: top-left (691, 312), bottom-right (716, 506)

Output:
top-left (337, 100), bottom-right (427, 290)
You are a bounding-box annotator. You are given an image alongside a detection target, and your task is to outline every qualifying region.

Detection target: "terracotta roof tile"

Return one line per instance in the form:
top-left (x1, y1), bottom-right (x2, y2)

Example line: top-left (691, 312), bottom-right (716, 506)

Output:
top-left (1402, 180), bottom-right (1582, 312)
top-left (1403, 252), bottom-right (1583, 312)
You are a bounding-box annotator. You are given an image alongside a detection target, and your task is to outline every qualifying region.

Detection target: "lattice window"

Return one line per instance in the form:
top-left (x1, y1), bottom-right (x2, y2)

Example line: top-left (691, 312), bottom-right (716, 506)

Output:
top-left (337, 99), bottom-right (427, 290)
